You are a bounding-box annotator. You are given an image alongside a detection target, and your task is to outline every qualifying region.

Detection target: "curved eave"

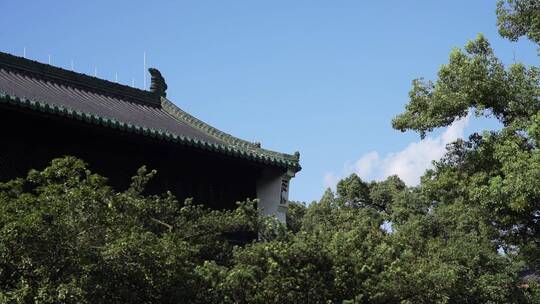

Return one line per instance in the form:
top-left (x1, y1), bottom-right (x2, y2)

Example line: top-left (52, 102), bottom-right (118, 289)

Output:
top-left (0, 93), bottom-right (301, 172)
top-left (161, 98), bottom-right (301, 168)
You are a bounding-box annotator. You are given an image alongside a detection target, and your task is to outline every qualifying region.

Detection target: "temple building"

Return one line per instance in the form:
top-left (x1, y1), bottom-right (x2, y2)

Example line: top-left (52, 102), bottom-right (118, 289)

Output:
top-left (0, 52), bottom-right (300, 222)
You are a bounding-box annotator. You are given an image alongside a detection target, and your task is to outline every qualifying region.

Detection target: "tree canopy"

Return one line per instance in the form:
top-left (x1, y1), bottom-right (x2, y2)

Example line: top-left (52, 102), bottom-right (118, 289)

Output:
top-left (393, 0), bottom-right (540, 279)
top-left (1, 157), bottom-right (537, 303)
top-left (497, 0), bottom-right (540, 47)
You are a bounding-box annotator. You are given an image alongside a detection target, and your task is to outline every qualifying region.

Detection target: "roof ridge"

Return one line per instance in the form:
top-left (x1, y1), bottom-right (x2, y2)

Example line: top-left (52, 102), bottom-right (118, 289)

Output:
top-left (161, 98), bottom-right (299, 162)
top-left (0, 51), bottom-right (160, 107)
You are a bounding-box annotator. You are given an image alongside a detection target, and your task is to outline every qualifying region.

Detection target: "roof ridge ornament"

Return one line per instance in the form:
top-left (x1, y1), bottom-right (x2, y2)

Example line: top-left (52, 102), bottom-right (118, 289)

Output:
top-left (148, 68), bottom-right (167, 97)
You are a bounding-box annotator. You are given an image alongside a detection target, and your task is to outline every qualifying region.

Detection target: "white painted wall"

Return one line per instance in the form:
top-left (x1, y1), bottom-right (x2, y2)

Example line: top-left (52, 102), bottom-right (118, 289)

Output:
top-left (256, 168), bottom-right (295, 223)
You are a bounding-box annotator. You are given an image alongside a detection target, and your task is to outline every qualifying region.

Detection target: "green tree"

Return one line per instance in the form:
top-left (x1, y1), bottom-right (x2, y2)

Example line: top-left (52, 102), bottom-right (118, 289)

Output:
top-left (497, 0), bottom-right (540, 47)
top-left (0, 157), bottom-right (259, 303)
top-left (336, 174), bottom-right (371, 208)
top-left (285, 201), bottom-right (306, 233)
top-left (390, 0), bottom-right (540, 297)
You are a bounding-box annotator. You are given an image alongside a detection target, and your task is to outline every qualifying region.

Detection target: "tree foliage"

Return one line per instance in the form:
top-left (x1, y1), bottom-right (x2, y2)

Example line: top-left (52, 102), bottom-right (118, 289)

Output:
top-left (0, 157), bottom-right (259, 303)
top-left (393, 0), bottom-right (540, 278)
top-left (497, 0), bottom-right (540, 47)
top-left (2, 158), bottom-right (537, 303)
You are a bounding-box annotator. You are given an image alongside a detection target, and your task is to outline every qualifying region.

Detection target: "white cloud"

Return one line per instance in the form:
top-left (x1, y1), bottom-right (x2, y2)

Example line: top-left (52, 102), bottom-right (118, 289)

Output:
top-left (323, 116), bottom-right (470, 188)
top-left (352, 151), bottom-right (380, 180)
top-left (323, 172), bottom-right (341, 189)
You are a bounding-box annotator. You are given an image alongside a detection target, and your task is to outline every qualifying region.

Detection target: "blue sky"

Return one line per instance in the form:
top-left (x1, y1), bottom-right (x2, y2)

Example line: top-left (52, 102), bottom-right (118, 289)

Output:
top-left (2, 1), bottom-right (538, 202)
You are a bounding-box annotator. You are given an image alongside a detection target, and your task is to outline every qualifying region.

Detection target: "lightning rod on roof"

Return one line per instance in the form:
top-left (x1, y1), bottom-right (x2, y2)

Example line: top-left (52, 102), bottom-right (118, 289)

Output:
top-left (132, 78), bottom-right (135, 87)
top-left (115, 72), bottom-right (118, 83)
top-left (94, 67), bottom-right (98, 77)
top-left (23, 47), bottom-right (26, 58)
top-left (143, 51), bottom-right (147, 90)
top-left (48, 55), bottom-right (51, 65)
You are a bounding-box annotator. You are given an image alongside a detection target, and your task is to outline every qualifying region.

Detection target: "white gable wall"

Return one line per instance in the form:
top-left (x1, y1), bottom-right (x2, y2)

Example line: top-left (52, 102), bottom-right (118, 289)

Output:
top-left (256, 167), bottom-right (295, 223)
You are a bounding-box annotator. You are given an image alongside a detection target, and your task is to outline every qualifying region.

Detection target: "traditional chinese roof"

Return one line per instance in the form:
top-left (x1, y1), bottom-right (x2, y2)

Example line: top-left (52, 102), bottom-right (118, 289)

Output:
top-left (0, 51), bottom-right (300, 172)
